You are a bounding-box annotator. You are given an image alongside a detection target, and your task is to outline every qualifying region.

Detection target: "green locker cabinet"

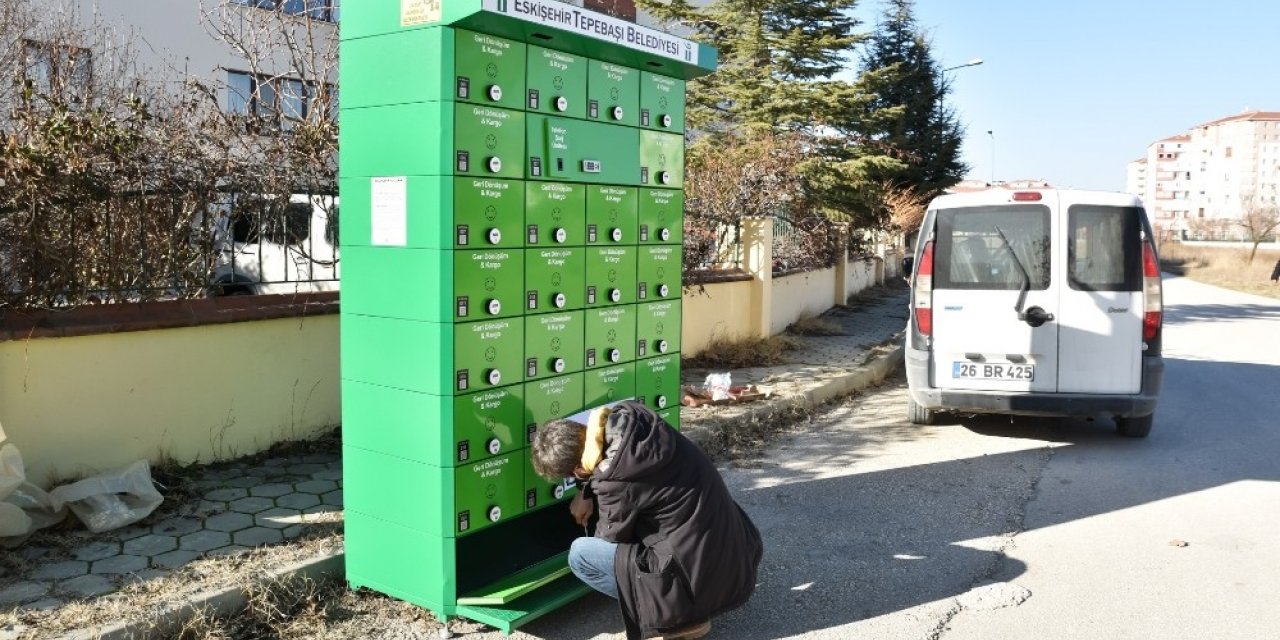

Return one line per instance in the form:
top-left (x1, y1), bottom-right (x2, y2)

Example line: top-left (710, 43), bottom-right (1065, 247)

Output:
top-left (456, 103), bottom-right (526, 179)
top-left (584, 305), bottom-right (637, 369)
top-left (454, 178), bottom-right (524, 249)
top-left (524, 311), bottom-right (586, 381)
top-left (639, 130), bottom-right (685, 188)
top-left (523, 448), bottom-right (577, 512)
top-left (659, 407), bottom-right (681, 431)
top-left (638, 188), bottom-right (684, 246)
top-left (636, 300), bottom-right (681, 358)
top-left (640, 71), bottom-right (685, 132)
top-left (587, 60), bottom-right (639, 127)
top-left (526, 45), bottom-right (587, 119)
top-left (523, 373), bottom-right (586, 447)
top-left (342, 247), bottom-right (524, 322)
top-left (455, 452), bottom-right (526, 536)
top-left (584, 362), bottom-right (637, 408)
top-left (525, 247), bottom-right (586, 312)
top-left (526, 182), bottom-right (586, 247)
top-left (526, 116), bottom-right (641, 185)
top-left (454, 30), bottom-right (526, 110)
top-left (585, 247), bottom-right (638, 308)
top-left (636, 354), bottom-right (680, 413)
top-left (637, 245), bottom-right (681, 302)
top-left (342, 314), bottom-right (524, 396)
top-left (585, 186), bottom-right (638, 245)
top-left (452, 386), bottom-right (525, 464)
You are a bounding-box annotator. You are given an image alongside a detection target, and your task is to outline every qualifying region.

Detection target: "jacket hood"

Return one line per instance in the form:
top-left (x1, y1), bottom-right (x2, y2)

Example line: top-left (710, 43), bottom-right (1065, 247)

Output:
top-left (593, 401), bottom-right (675, 483)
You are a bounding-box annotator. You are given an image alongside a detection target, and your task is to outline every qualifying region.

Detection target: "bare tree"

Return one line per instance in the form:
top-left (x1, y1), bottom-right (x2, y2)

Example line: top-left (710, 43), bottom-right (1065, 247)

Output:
top-left (1237, 190), bottom-right (1280, 264)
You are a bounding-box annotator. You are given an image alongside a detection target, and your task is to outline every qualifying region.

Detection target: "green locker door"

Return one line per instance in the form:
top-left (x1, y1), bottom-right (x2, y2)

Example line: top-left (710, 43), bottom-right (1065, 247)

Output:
top-left (527, 116), bottom-right (641, 185)
top-left (585, 247), bottom-right (637, 308)
top-left (636, 355), bottom-right (680, 413)
top-left (525, 247), bottom-right (586, 313)
top-left (637, 245), bottom-right (681, 302)
top-left (454, 318), bottom-right (524, 393)
top-left (638, 188), bottom-right (684, 245)
top-left (523, 373), bottom-right (586, 447)
top-left (523, 448), bottom-right (577, 513)
top-left (453, 30), bottom-right (526, 110)
top-left (584, 362), bottom-right (637, 408)
top-left (636, 300), bottom-right (681, 358)
top-left (639, 71), bottom-right (685, 132)
top-left (524, 311), bottom-right (586, 382)
top-left (455, 104), bottom-right (525, 179)
top-left (453, 386), bottom-right (525, 465)
top-left (584, 305), bottom-right (637, 369)
top-left (587, 60), bottom-right (639, 127)
top-left (454, 178), bottom-right (524, 249)
top-left (526, 45), bottom-right (587, 119)
top-left (639, 130), bottom-right (685, 188)
top-left (658, 407), bottom-right (681, 431)
top-left (454, 453), bottom-right (524, 536)
top-left (453, 249), bottom-right (524, 322)
top-left (585, 186), bottom-right (638, 246)
top-left (525, 182), bottom-right (585, 247)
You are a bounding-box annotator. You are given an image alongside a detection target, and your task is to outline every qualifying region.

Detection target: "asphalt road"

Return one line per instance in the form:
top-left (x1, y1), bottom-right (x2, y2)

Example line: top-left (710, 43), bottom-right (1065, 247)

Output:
top-left (492, 275), bottom-right (1280, 640)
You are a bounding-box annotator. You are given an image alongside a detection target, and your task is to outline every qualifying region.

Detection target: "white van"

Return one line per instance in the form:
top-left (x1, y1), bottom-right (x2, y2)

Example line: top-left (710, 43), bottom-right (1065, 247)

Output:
top-left (209, 193), bottom-right (340, 296)
top-left (904, 188), bottom-right (1165, 437)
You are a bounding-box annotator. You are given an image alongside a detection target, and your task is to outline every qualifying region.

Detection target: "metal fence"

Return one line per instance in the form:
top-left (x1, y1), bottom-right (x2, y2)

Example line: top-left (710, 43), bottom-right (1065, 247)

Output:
top-left (772, 215), bottom-right (842, 275)
top-left (683, 214), bottom-right (745, 283)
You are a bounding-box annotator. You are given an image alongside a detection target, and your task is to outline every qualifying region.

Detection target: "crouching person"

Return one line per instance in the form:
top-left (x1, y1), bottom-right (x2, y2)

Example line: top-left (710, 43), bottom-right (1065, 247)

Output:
top-left (532, 401), bottom-right (763, 640)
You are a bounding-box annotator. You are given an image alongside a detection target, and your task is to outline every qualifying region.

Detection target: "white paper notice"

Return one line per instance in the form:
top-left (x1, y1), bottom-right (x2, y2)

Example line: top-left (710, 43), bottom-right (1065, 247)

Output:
top-left (370, 177), bottom-right (407, 247)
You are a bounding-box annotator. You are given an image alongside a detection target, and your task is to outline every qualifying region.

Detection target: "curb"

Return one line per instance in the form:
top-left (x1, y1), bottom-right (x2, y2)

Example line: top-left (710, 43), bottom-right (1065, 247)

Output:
top-left (50, 342), bottom-right (905, 639)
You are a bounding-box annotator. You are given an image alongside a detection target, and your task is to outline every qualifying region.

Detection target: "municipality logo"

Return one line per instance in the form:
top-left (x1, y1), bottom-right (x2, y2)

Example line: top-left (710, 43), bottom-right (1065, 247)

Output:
top-left (497, 0), bottom-right (509, 11)
top-left (684, 42), bottom-right (693, 62)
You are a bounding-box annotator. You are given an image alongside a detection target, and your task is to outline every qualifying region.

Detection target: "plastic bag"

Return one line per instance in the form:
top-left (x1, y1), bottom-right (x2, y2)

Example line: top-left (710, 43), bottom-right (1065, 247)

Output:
top-left (1, 423), bottom-right (67, 547)
top-left (704, 372), bottom-right (733, 401)
top-left (49, 460), bottom-right (163, 533)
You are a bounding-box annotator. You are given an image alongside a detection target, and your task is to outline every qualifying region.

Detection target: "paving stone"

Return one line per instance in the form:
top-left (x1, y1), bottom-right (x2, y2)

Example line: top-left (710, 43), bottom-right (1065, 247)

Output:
top-left (123, 534), bottom-right (177, 556)
top-left (179, 530), bottom-right (231, 552)
top-left (91, 554), bottom-right (148, 575)
top-left (194, 500), bottom-right (229, 515)
top-left (286, 463), bottom-right (327, 475)
top-left (32, 561), bottom-right (89, 581)
top-left (313, 468), bottom-right (343, 482)
top-left (0, 581), bottom-right (49, 606)
top-left (321, 489), bottom-right (343, 507)
top-left (73, 540), bottom-right (122, 562)
top-left (20, 597), bottom-right (65, 612)
top-left (206, 545), bottom-right (250, 558)
top-left (233, 527), bottom-right (283, 547)
top-left (229, 496), bottom-right (275, 514)
top-left (302, 454), bottom-right (339, 465)
top-left (294, 479), bottom-right (338, 494)
top-left (122, 569), bottom-right (169, 586)
top-left (115, 525), bottom-right (151, 541)
top-left (204, 487), bottom-right (248, 501)
top-left (282, 525), bottom-right (306, 539)
top-left (223, 476), bottom-right (260, 489)
top-left (262, 457), bottom-right (289, 467)
top-left (152, 517), bottom-right (202, 536)
top-left (276, 493), bottom-right (321, 510)
top-left (17, 546), bottom-right (50, 561)
top-left (201, 468), bottom-right (241, 482)
top-left (204, 511), bottom-right (255, 532)
top-left (59, 574), bottom-right (117, 598)
top-left (151, 549), bottom-right (201, 570)
top-left (255, 508), bottom-right (302, 529)
top-left (249, 483), bottom-right (293, 498)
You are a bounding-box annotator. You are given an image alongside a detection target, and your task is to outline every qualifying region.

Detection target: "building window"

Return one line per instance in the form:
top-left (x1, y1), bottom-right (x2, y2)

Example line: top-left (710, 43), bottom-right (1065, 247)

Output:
top-left (22, 39), bottom-right (92, 96)
top-left (226, 70), bottom-right (337, 128)
top-left (234, 0), bottom-right (340, 21)
top-left (1225, 147), bottom-right (1233, 158)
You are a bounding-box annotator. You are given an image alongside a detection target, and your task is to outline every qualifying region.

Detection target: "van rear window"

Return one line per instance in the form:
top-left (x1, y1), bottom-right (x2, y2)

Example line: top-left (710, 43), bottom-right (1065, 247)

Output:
top-left (1067, 205), bottom-right (1142, 292)
top-left (935, 206), bottom-right (1051, 291)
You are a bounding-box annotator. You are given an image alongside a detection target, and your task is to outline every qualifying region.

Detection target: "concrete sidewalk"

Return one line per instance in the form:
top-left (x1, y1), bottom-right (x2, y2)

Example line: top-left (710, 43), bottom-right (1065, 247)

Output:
top-left (0, 284), bottom-right (910, 640)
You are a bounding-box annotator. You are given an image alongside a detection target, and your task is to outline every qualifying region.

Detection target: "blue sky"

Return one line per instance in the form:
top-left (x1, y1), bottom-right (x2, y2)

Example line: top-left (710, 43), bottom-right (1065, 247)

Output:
top-left (849, 0), bottom-right (1280, 191)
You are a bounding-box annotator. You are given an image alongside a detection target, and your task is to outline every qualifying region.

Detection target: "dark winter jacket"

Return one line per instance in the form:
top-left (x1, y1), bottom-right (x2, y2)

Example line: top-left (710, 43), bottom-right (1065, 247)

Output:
top-left (1270, 258), bottom-right (1280, 281)
top-left (585, 401), bottom-right (763, 639)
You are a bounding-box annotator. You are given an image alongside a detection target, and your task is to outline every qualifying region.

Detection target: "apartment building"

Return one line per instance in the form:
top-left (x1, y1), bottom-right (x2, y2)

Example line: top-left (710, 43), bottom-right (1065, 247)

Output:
top-left (1128, 110), bottom-right (1280, 240)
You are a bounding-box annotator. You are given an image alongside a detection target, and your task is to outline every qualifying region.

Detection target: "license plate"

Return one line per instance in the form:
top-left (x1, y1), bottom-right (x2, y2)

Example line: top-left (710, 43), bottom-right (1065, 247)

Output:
top-left (952, 362), bottom-right (1035, 381)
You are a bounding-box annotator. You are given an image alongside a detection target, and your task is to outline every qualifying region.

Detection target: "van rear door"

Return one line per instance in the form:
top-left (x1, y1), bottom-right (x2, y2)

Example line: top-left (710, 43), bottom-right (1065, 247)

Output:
top-left (1055, 195), bottom-right (1145, 394)
top-left (929, 196), bottom-right (1058, 393)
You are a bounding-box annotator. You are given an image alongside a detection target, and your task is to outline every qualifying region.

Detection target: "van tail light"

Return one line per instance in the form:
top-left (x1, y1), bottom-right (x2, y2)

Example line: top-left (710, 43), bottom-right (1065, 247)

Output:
top-left (914, 240), bottom-right (935, 337)
top-left (1141, 240), bottom-right (1162, 341)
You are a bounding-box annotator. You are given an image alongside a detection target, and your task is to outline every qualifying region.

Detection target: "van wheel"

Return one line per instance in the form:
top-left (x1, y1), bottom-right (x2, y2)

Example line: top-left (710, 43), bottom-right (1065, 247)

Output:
top-left (1115, 413), bottom-right (1154, 438)
top-left (907, 398), bottom-right (936, 425)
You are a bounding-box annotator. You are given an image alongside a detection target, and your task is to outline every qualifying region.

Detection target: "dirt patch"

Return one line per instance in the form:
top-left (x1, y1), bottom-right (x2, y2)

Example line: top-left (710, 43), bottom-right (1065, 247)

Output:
top-left (681, 334), bottom-right (802, 369)
top-left (1160, 242), bottom-right (1280, 299)
top-left (786, 315), bottom-right (844, 336)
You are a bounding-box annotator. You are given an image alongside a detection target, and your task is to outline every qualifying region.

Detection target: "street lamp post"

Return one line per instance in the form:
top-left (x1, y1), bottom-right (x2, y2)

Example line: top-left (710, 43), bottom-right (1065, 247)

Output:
top-left (987, 130), bottom-right (995, 183)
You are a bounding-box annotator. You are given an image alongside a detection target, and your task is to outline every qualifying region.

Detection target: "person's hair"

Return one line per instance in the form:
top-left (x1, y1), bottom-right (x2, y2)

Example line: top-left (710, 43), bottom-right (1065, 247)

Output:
top-left (531, 419), bottom-right (585, 481)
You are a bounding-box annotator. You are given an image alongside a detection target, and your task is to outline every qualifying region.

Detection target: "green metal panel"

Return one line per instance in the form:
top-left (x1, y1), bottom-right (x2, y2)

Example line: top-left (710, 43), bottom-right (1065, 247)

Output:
top-left (453, 573), bottom-right (592, 634)
top-left (658, 407), bottom-right (680, 432)
top-left (584, 246), bottom-right (638, 308)
top-left (585, 186), bottom-right (638, 246)
top-left (638, 188), bottom-right (684, 246)
top-left (341, 314), bottom-right (523, 395)
top-left (456, 103), bottom-right (526, 179)
top-left (341, 27), bottom-right (452, 108)
top-left (523, 311), bottom-right (586, 382)
top-left (639, 71), bottom-right (685, 132)
top-left (636, 245), bottom-right (681, 302)
top-left (522, 448), bottom-right (577, 513)
top-left (454, 178), bottom-right (526, 250)
top-left (584, 305), bottom-right (637, 369)
top-left (526, 45), bottom-right (587, 119)
top-left (454, 29), bottom-right (527, 110)
top-left (526, 116), bottom-right (641, 185)
top-left (522, 373), bottom-right (586, 446)
top-left (344, 511), bottom-right (456, 617)
top-left (341, 247), bottom-right (524, 322)
top-left (341, 102), bottom-right (452, 179)
top-left (524, 248), bottom-right (586, 313)
top-left (525, 181), bottom-right (586, 247)
top-left (587, 60), bottom-right (639, 127)
top-left (455, 452), bottom-right (525, 536)
top-left (584, 362), bottom-right (637, 408)
top-left (343, 445), bottom-right (453, 536)
top-left (635, 354), bottom-right (680, 413)
top-left (453, 386), bottom-right (526, 464)
top-left (341, 176), bottom-right (523, 250)
top-left (635, 300), bottom-right (681, 358)
top-left (639, 130), bottom-right (685, 188)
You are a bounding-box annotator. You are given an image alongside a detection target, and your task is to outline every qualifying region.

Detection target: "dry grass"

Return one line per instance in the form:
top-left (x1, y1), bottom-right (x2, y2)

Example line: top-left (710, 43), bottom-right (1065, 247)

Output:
top-left (1159, 242), bottom-right (1280, 299)
top-left (786, 315), bottom-right (844, 336)
top-left (681, 334), bottom-right (803, 369)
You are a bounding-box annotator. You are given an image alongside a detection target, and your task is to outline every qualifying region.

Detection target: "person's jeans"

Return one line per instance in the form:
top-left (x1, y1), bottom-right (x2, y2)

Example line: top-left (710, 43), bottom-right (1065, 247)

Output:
top-left (568, 536), bottom-right (619, 599)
